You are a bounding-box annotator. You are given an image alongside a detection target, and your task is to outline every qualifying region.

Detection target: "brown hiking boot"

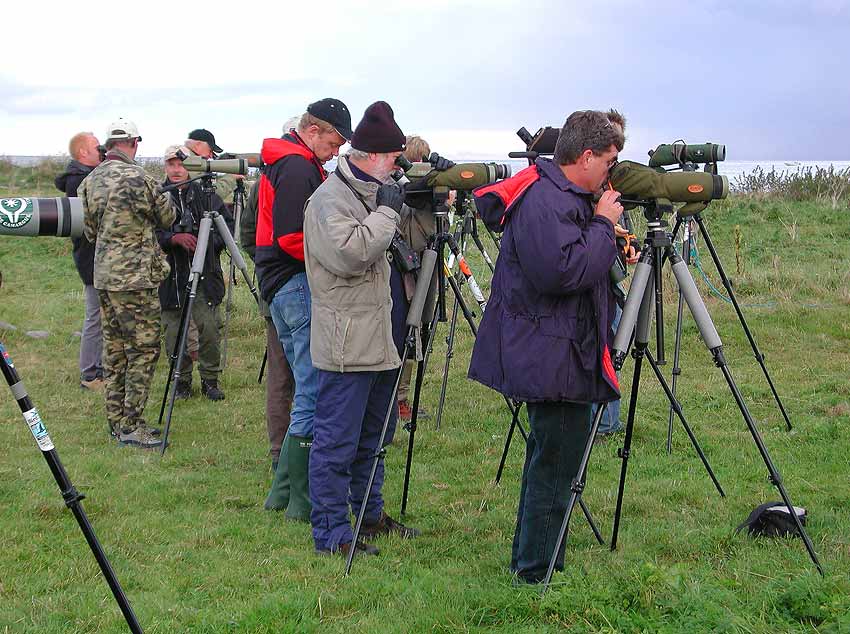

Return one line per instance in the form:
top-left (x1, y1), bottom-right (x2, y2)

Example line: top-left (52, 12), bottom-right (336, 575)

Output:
top-left (398, 400), bottom-right (430, 422)
top-left (360, 512), bottom-right (421, 540)
top-left (81, 378), bottom-right (105, 392)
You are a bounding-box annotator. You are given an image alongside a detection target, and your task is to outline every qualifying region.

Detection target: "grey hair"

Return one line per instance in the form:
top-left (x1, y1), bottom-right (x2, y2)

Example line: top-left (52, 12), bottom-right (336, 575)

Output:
top-left (347, 148), bottom-right (371, 161)
top-left (282, 115), bottom-right (300, 135)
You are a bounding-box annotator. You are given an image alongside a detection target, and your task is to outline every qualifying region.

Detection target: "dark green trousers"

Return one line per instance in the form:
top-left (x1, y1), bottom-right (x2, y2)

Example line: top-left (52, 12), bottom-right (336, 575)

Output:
top-left (161, 286), bottom-right (223, 382)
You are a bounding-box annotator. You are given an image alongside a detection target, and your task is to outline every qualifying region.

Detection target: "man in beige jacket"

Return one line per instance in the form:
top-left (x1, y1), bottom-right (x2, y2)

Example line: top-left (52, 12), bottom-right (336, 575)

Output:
top-left (303, 101), bottom-right (420, 557)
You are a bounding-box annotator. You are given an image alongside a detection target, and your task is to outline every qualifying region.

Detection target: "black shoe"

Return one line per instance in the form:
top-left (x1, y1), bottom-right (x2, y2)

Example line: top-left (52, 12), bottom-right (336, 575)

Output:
top-left (360, 512), bottom-right (421, 540)
top-left (174, 381), bottom-right (191, 400)
top-left (201, 379), bottom-right (225, 401)
top-left (316, 540), bottom-right (380, 557)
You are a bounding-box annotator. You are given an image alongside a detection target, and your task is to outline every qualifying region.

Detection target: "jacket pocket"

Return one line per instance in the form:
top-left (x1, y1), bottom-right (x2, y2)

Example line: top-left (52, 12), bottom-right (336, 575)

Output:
top-left (341, 306), bottom-right (387, 368)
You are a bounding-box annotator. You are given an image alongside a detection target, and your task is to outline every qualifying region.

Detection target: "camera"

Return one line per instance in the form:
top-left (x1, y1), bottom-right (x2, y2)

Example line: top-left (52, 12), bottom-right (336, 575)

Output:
top-left (0, 196), bottom-right (83, 238)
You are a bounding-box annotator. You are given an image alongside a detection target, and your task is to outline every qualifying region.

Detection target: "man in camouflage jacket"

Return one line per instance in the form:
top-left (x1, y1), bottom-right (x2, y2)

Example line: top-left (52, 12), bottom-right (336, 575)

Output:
top-left (79, 119), bottom-right (175, 449)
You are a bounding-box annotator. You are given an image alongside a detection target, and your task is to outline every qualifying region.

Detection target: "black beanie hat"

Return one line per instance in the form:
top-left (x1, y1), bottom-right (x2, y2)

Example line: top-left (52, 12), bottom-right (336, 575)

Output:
top-left (351, 101), bottom-right (406, 153)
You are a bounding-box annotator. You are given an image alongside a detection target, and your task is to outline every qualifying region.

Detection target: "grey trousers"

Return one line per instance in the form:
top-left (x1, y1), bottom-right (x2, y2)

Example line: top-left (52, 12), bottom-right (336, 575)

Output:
top-left (161, 287), bottom-right (223, 382)
top-left (80, 284), bottom-right (103, 381)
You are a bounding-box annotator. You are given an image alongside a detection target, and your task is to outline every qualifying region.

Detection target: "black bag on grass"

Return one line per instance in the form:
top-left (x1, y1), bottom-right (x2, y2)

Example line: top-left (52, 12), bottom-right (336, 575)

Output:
top-left (736, 502), bottom-right (807, 538)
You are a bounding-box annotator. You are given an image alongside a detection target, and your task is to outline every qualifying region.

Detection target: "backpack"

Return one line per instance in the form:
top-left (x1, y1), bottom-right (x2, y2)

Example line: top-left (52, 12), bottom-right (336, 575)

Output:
top-left (736, 501), bottom-right (807, 538)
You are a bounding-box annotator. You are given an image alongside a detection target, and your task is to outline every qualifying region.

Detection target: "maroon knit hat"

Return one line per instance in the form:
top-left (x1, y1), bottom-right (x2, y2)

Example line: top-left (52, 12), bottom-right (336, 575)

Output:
top-left (351, 101), bottom-right (406, 153)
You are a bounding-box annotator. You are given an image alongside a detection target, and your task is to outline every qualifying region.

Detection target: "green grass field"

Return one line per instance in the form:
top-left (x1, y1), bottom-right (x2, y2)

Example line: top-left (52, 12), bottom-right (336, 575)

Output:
top-left (1, 165), bottom-right (848, 633)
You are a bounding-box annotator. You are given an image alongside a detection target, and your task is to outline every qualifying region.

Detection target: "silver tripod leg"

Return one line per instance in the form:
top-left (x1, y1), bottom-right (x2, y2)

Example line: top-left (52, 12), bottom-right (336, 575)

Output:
top-left (159, 216), bottom-right (213, 455)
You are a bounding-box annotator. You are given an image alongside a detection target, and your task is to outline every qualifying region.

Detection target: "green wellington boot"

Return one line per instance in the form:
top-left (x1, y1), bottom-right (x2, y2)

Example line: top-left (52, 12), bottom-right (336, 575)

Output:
top-left (264, 434), bottom-right (292, 510)
top-left (285, 435), bottom-right (312, 522)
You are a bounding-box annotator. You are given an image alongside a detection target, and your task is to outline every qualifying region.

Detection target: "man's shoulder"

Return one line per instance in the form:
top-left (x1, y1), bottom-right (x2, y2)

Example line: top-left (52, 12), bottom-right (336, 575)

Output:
top-left (269, 153), bottom-right (320, 180)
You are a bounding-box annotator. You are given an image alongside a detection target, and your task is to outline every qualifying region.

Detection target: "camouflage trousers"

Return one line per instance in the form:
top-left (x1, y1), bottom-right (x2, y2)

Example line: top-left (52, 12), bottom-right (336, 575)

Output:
top-left (97, 288), bottom-right (161, 434)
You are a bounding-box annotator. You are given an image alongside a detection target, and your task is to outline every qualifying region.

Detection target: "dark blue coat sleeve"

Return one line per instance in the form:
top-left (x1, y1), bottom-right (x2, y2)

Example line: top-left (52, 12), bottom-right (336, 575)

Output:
top-left (512, 193), bottom-right (617, 295)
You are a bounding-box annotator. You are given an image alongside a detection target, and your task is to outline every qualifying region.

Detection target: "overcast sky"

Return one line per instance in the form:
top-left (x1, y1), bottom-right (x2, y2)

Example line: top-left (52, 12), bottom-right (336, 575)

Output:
top-left (2, 0), bottom-right (848, 161)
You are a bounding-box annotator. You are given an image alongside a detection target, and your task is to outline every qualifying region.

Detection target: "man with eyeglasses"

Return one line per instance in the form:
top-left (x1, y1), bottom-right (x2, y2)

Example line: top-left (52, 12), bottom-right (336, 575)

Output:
top-left (257, 98), bottom-right (352, 521)
top-left (79, 119), bottom-right (175, 449)
top-left (469, 109), bottom-right (626, 583)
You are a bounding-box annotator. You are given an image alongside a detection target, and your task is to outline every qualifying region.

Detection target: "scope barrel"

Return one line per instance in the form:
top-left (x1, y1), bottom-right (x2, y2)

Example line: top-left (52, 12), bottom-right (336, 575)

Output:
top-left (648, 142), bottom-right (726, 168)
top-left (0, 197), bottom-right (84, 238)
top-left (181, 156), bottom-right (249, 176)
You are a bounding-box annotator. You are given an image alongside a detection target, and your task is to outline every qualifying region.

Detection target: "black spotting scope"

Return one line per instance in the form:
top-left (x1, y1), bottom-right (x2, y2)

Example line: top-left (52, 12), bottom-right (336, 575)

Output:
top-left (0, 197), bottom-right (83, 238)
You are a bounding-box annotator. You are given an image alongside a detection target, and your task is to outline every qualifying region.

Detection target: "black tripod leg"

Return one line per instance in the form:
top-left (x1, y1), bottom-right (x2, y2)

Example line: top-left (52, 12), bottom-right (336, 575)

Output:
top-left (156, 286), bottom-right (191, 430)
top-left (694, 215), bottom-right (794, 431)
top-left (541, 403), bottom-right (606, 593)
top-left (1, 344), bottom-right (145, 634)
top-left (159, 286), bottom-right (197, 456)
top-left (400, 356), bottom-right (426, 518)
top-left (610, 350), bottom-right (644, 551)
top-left (494, 401), bottom-right (523, 484)
top-left (669, 249), bottom-right (822, 574)
top-left (257, 346), bottom-right (268, 384)
top-left (645, 350), bottom-right (725, 497)
top-left (667, 283), bottom-right (686, 454)
top-left (579, 498), bottom-right (605, 546)
top-left (715, 352), bottom-right (823, 575)
top-left (435, 292), bottom-right (460, 431)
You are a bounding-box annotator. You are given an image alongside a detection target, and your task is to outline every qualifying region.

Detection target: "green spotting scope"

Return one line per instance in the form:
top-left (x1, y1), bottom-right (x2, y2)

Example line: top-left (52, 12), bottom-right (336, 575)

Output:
top-left (0, 197), bottom-right (83, 238)
top-left (610, 160), bottom-right (728, 214)
top-left (180, 154), bottom-right (250, 176)
top-left (648, 142), bottom-right (726, 168)
top-left (399, 159), bottom-right (511, 192)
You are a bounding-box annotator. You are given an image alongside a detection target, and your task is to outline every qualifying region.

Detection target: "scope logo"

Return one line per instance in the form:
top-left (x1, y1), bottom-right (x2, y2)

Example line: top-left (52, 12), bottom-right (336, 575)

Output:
top-left (0, 198), bottom-right (34, 229)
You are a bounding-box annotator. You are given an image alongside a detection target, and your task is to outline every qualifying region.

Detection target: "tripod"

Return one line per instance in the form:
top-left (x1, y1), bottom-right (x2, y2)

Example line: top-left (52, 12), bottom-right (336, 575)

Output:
top-left (156, 174), bottom-right (260, 456)
top-left (1, 342), bottom-right (144, 633)
top-left (607, 201), bottom-right (822, 570)
top-left (541, 200), bottom-right (823, 593)
top-left (221, 178), bottom-right (247, 369)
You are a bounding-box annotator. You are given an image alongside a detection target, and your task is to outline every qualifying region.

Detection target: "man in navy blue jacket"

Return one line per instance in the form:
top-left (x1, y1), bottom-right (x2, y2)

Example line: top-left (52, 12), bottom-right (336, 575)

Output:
top-left (469, 109), bottom-right (625, 584)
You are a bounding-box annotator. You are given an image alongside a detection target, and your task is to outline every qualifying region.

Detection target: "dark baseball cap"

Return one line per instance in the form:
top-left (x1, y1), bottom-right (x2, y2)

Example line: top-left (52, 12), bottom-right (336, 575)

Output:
top-left (307, 98), bottom-right (353, 141)
top-left (187, 129), bottom-right (223, 154)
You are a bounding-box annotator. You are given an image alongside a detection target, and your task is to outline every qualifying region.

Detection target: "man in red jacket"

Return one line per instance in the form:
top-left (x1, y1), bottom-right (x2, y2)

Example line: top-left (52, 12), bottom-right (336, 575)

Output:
top-left (256, 98), bottom-right (352, 521)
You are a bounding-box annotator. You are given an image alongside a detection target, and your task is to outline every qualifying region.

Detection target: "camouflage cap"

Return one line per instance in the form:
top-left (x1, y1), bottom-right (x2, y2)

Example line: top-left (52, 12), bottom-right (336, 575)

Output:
top-left (163, 145), bottom-right (191, 161)
top-left (105, 118), bottom-right (141, 142)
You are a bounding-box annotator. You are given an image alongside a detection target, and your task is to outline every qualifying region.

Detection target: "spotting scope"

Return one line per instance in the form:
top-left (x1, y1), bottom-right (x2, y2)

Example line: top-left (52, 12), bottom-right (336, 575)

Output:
top-left (610, 161), bottom-right (728, 215)
top-left (179, 152), bottom-right (250, 176)
top-left (648, 142), bottom-right (726, 168)
top-left (0, 197), bottom-right (83, 237)
top-left (396, 155), bottom-right (511, 192)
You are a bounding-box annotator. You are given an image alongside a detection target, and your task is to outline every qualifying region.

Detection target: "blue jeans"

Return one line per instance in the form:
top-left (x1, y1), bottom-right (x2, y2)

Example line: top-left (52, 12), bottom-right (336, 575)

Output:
top-left (592, 302), bottom-right (623, 434)
top-left (310, 368), bottom-right (398, 552)
top-left (511, 401), bottom-right (591, 583)
top-left (269, 272), bottom-right (317, 437)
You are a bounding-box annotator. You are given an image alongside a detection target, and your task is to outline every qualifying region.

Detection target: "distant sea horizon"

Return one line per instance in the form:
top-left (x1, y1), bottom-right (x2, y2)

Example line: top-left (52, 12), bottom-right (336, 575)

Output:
top-left (4, 155), bottom-right (850, 185)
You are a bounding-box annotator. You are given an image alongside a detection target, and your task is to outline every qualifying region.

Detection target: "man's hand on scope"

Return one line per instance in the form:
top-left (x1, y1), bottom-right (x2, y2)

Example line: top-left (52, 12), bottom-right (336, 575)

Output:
top-left (429, 153), bottom-right (455, 172)
top-left (377, 183), bottom-right (406, 213)
top-left (595, 189), bottom-right (624, 227)
top-left (171, 233), bottom-right (197, 252)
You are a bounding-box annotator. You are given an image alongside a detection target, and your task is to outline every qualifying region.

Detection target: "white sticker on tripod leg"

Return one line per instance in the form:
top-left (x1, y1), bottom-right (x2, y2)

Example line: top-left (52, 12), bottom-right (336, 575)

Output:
top-left (23, 408), bottom-right (54, 451)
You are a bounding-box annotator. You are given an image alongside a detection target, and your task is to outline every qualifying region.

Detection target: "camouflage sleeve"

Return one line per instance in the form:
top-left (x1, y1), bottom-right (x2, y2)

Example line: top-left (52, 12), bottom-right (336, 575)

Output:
top-left (145, 174), bottom-right (177, 230)
top-left (80, 180), bottom-right (99, 243)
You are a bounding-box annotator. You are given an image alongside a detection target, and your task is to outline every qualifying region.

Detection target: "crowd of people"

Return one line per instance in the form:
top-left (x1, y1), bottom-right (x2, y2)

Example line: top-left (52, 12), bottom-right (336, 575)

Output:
top-left (61, 102), bottom-right (629, 579)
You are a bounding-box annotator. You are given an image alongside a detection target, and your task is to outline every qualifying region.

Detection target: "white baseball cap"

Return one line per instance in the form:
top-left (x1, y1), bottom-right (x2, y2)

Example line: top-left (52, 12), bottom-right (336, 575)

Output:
top-left (105, 118), bottom-right (141, 142)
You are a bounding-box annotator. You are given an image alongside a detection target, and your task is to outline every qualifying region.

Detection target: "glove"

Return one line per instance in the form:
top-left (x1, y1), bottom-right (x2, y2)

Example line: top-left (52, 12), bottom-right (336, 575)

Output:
top-left (429, 152), bottom-right (455, 172)
top-left (171, 233), bottom-right (197, 252)
top-left (377, 183), bottom-right (406, 213)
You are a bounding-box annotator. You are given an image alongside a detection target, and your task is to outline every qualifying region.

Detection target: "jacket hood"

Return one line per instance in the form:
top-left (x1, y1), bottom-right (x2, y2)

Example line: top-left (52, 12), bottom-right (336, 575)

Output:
top-left (54, 159), bottom-right (93, 191)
